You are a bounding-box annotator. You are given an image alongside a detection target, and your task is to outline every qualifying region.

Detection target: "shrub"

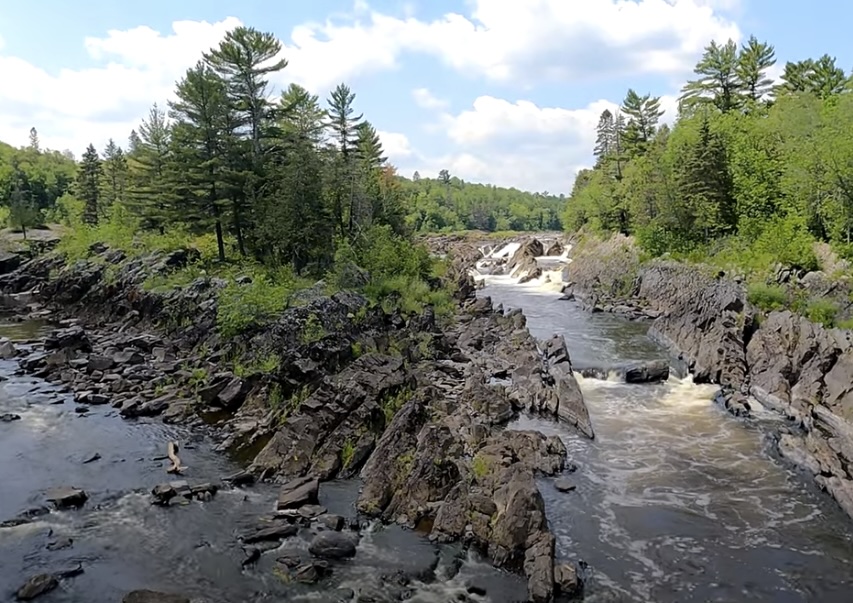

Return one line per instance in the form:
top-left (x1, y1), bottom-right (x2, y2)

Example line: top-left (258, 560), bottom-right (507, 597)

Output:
top-left (747, 283), bottom-right (787, 311)
top-left (216, 275), bottom-right (293, 339)
top-left (805, 298), bottom-right (837, 328)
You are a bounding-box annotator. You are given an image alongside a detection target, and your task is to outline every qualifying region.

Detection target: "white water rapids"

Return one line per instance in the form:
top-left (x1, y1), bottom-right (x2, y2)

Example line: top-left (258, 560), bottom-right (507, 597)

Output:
top-left (473, 239), bottom-right (853, 602)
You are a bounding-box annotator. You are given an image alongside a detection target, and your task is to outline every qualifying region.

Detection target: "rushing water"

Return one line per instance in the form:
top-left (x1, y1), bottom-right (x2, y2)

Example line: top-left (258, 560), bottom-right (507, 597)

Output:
top-left (482, 276), bottom-right (853, 603)
top-left (0, 322), bottom-right (526, 603)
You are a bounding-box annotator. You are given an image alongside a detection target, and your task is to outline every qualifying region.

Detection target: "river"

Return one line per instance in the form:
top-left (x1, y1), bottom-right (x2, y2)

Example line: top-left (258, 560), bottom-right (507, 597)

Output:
top-left (481, 273), bottom-right (853, 602)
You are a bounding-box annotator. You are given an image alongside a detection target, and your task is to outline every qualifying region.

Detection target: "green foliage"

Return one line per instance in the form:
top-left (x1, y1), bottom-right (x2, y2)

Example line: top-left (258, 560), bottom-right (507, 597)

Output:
top-left (216, 274), bottom-right (296, 339)
top-left (381, 387), bottom-right (412, 425)
top-left (301, 313), bottom-right (326, 344)
top-left (341, 439), bottom-right (355, 468)
top-left (471, 454), bottom-right (491, 480)
top-left (401, 173), bottom-right (563, 233)
top-left (806, 298), bottom-right (838, 327)
top-left (569, 35), bottom-right (853, 282)
top-left (747, 283), bottom-right (787, 311)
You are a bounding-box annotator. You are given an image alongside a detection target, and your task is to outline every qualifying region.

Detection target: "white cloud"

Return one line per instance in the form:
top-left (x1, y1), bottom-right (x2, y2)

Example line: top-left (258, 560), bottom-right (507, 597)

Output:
top-left (412, 87), bottom-right (449, 110)
top-left (402, 92), bottom-right (679, 194)
top-left (0, 0), bottom-right (739, 193)
top-left (378, 130), bottom-right (413, 159)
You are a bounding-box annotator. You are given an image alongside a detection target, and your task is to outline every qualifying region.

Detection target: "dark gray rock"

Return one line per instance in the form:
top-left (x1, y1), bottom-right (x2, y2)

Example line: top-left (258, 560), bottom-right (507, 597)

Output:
top-left (1, 413), bottom-right (21, 422)
top-left (623, 359), bottom-right (670, 384)
top-left (45, 486), bottom-right (87, 509)
top-left (277, 476), bottom-right (320, 510)
top-left (554, 478), bottom-right (576, 493)
top-left (308, 531), bottom-right (357, 559)
top-left (241, 523), bottom-right (298, 544)
top-left (15, 574), bottom-right (58, 600)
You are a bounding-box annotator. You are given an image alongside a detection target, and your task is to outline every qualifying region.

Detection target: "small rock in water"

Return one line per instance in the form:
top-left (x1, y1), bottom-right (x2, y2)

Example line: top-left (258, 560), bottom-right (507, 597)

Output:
top-left (554, 563), bottom-right (580, 596)
top-left (298, 504), bottom-right (327, 519)
top-left (47, 537), bottom-right (74, 551)
top-left (122, 591), bottom-right (190, 603)
top-left (319, 514), bottom-right (345, 531)
top-left (241, 547), bottom-right (261, 567)
top-left (223, 470), bottom-right (255, 487)
top-left (277, 476), bottom-right (319, 510)
top-left (308, 531), bottom-right (357, 560)
top-left (54, 562), bottom-right (84, 578)
top-left (45, 487), bottom-right (88, 509)
top-left (74, 406), bottom-right (89, 414)
top-left (276, 551), bottom-right (303, 568)
top-left (466, 584), bottom-right (487, 597)
top-left (1, 413), bottom-right (21, 422)
top-left (82, 452), bottom-right (101, 464)
top-left (15, 574), bottom-right (58, 600)
top-left (554, 478), bottom-right (576, 493)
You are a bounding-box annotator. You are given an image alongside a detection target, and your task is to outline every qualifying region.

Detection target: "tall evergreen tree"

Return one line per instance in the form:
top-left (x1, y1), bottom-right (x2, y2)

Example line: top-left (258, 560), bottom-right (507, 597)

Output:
top-left (77, 144), bottom-right (103, 225)
top-left (28, 128), bottom-right (39, 152)
top-left (736, 35), bottom-right (776, 103)
top-left (680, 39), bottom-right (742, 113)
top-left (621, 90), bottom-right (664, 156)
top-left (168, 62), bottom-right (233, 262)
top-left (102, 139), bottom-right (128, 211)
top-left (204, 26), bottom-right (287, 161)
top-left (326, 83), bottom-right (363, 236)
top-left (126, 104), bottom-right (171, 230)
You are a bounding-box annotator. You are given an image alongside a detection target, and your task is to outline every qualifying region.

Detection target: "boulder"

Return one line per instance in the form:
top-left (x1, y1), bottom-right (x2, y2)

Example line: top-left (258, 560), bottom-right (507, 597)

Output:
top-left (623, 359), bottom-right (670, 384)
top-left (1, 413), bottom-right (21, 422)
top-left (0, 337), bottom-right (17, 359)
top-left (308, 531), bottom-right (357, 559)
top-left (15, 574), bottom-right (58, 601)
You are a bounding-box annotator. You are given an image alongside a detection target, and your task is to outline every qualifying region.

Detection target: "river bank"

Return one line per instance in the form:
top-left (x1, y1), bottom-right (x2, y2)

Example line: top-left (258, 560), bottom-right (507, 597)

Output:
top-left (0, 241), bottom-right (591, 602)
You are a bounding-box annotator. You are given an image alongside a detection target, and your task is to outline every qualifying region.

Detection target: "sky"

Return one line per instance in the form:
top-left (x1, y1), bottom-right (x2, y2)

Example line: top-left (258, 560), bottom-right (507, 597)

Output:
top-left (0, 0), bottom-right (851, 195)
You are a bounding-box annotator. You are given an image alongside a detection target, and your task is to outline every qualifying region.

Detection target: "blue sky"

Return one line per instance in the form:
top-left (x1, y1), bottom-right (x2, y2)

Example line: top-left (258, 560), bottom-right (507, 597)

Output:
top-left (0, 0), bottom-right (850, 194)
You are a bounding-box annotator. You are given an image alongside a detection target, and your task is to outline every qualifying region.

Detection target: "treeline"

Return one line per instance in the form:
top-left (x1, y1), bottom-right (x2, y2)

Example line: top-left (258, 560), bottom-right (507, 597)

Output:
top-left (566, 35), bottom-right (853, 273)
top-left (0, 134), bottom-right (76, 236)
top-left (402, 170), bottom-right (563, 232)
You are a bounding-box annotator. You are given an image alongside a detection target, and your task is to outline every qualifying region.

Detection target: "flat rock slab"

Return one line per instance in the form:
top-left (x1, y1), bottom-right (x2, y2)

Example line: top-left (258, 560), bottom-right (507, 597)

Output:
top-left (277, 476), bottom-right (319, 510)
top-left (122, 591), bottom-right (190, 603)
top-left (242, 523), bottom-right (298, 544)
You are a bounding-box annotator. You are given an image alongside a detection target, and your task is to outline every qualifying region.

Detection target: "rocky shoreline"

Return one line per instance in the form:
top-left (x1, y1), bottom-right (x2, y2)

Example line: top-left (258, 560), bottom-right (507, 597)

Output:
top-left (563, 234), bottom-right (853, 522)
top-left (0, 241), bottom-right (591, 602)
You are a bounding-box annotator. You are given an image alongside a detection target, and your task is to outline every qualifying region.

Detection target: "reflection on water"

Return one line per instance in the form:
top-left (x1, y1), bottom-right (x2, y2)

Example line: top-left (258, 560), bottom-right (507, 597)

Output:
top-left (484, 280), bottom-right (853, 603)
top-left (0, 317), bottom-right (51, 341)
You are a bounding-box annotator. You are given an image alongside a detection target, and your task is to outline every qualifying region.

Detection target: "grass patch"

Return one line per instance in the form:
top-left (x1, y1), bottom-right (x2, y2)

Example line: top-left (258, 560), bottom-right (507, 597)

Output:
top-left (806, 298), bottom-right (838, 328)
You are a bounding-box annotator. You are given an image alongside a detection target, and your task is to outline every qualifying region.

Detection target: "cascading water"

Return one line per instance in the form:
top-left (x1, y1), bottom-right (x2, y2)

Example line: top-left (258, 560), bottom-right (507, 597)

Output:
top-left (474, 241), bottom-right (853, 603)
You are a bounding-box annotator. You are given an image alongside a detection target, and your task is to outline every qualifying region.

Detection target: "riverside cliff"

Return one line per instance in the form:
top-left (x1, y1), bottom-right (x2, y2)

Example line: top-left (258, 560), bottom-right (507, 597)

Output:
top-left (0, 241), bottom-right (590, 602)
top-left (563, 234), bottom-right (853, 521)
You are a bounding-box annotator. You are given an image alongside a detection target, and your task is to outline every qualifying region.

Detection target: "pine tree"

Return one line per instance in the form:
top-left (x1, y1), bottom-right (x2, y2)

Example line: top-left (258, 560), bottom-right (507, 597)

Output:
top-left (168, 62), bottom-right (233, 261)
top-left (621, 90), bottom-right (664, 156)
top-left (680, 39), bottom-right (742, 113)
top-left (774, 55), bottom-right (847, 99)
top-left (326, 83), bottom-right (363, 236)
top-left (128, 130), bottom-right (142, 154)
top-left (126, 104), bottom-right (171, 230)
top-left (102, 138), bottom-right (128, 211)
top-left (204, 26), bottom-right (287, 162)
top-left (354, 121), bottom-right (386, 231)
top-left (594, 110), bottom-right (616, 164)
top-left (28, 128), bottom-right (39, 152)
top-left (279, 84), bottom-right (326, 145)
top-left (736, 36), bottom-right (776, 104)
top-left (77, 144), bottom-right (103, 225)
top-left (9, 171), bottom-right (39, 239)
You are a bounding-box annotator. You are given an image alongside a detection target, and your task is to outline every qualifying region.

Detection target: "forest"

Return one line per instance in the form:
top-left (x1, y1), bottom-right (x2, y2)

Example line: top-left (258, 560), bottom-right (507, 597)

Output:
top-left (565, 36), bottom-right (853, 275)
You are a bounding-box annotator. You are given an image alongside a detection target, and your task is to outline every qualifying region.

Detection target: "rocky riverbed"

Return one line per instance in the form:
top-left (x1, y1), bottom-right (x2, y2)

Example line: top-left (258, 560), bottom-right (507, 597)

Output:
top-left (0, 241), bottom-right (590, 602)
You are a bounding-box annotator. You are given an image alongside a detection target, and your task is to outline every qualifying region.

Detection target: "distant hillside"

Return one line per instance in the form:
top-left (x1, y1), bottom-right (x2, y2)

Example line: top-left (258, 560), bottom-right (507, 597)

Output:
top-left (0, 138), bottom-right (77, 212)
top-left (400, 173), bottom-right (563, 233)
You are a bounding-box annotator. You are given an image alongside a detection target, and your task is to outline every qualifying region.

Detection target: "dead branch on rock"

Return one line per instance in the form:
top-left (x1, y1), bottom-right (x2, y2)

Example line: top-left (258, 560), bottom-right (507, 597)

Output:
top-left (167, 441), bottom-right (186, 474)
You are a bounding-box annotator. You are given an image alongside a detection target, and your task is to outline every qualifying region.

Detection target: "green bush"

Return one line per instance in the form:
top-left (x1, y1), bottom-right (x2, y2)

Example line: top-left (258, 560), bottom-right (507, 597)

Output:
top-left (747, 283), bottom-right (787, 311)
top-left (216, 274), bottom-right (296, 338)
top-left (805, 298), bottom-right (838, 328)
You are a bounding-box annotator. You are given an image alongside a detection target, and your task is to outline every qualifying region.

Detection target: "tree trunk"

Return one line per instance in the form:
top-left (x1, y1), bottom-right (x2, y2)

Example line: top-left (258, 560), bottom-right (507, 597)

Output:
top-left (232, 198), bottom-right (246, 257)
